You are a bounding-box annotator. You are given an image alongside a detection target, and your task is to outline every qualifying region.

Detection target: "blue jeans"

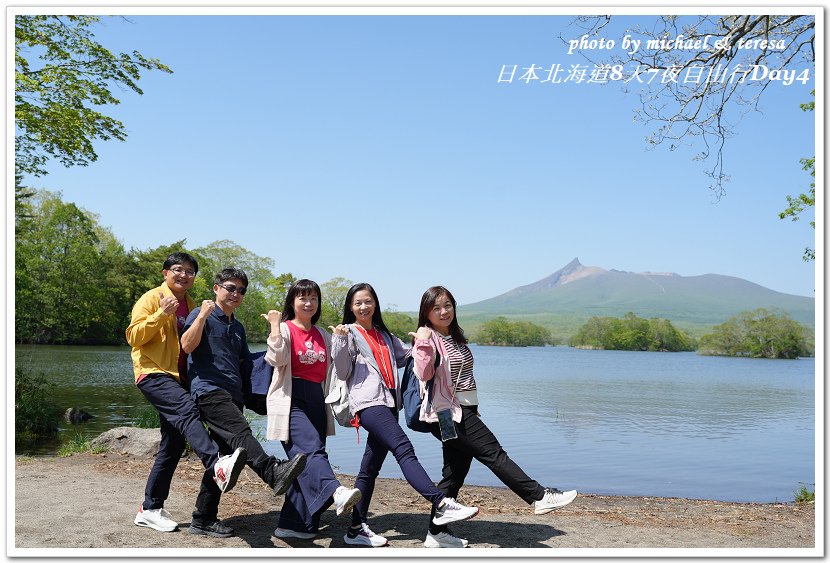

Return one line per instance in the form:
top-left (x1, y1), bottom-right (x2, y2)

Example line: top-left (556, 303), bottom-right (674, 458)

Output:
top-left (279, 378), bottom-right (339, 533)
top-left (351, 404), bottom-right (444, 526)
top-left (136, 373), bottom-right (222, 522)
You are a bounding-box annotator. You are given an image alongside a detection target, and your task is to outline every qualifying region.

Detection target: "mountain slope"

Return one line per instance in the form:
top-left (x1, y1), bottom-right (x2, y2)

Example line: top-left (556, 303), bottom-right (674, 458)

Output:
top-left (457, 258), bottom-right (814, 335)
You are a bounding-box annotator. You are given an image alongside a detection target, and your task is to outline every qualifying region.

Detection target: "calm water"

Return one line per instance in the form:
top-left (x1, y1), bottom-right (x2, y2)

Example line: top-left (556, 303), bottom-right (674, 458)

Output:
top-left (15, 344), bottom-right (815, 503)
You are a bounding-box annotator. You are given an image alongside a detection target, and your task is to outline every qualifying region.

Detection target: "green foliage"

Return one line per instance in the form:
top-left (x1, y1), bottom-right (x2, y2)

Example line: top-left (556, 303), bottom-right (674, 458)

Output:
top-left (698, 308), bottom-right (811, 359)
top-left (383, 311), bottom-right (417, 341)
top-left (131, 405), bottom-right (161, 429)
top-left (15, 15), bottom-right (172, 177)
top-left (319, 277), bottom-right (353, 329)
top-left (780, 90), bottom-right (815, 262)
top-left (190, 240), bottom-right (294, 342)
top-left (57, 433), bottom-right (109, 457)
top-left (15, 367), bottom-right (61, 440)
top-left (570, 312), bottom-right (695, 352)
top-left (794, 484), bottom-right (815, 503)
top-left (474, 316), bottom-right (553, 347)
top-left (15, 189), bottom-right (130, 344)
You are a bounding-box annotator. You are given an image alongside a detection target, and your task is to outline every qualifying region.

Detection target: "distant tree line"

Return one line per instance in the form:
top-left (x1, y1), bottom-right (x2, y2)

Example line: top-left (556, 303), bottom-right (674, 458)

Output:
top-left (569, 312), bottom-right (695, 352)
top-left (14, 189), bottom-right (416, 345)
top-left (472, 316), bottom-right (555, 347)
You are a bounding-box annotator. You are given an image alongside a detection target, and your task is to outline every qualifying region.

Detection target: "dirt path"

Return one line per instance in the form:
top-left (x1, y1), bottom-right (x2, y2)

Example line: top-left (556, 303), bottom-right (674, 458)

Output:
top-left (13, 452), bottom-right (816, 552)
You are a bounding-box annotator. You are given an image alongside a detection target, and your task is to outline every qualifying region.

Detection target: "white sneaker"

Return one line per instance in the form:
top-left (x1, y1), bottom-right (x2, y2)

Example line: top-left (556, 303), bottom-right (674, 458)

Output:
top-left (273, 527), bottom-right (317, 540)
top-left (333, 485), bottom-right (362, 516)
top-left (534, 488), bottom-right (577, 514)
top-left (432, 497), bottom-right (479, 526)
top-left (134, 506), bottom-right (178, 532)
top-left (343, 523), bottom-right (388, 547)
top-left (424, 529), bottom-right (469, 548)
top-left (213, 447), bottom-right (247, 493)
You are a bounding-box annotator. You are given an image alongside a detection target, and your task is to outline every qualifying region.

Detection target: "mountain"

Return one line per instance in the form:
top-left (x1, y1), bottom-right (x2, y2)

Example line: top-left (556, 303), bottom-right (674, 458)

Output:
top-left (456, 258), bottom-right (815, 337)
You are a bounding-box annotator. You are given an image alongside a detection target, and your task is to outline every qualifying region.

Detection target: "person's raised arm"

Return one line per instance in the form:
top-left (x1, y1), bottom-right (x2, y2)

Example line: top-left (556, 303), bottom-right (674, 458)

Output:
top-left (262, 310), bottom-right (290, 368)
top-left (125, 292), bottom-right (178, 347)
top-left (329, 324), bottom-right (355, 381)
top-left (180, 300), bottom-right (215, 354)
top-left (409, 327), bottom-right (437, 381)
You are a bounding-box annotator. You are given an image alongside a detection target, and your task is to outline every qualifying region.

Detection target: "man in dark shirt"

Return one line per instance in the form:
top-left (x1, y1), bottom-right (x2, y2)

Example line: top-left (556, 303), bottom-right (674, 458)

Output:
top-left (182, 267), bottom-right (307, 538)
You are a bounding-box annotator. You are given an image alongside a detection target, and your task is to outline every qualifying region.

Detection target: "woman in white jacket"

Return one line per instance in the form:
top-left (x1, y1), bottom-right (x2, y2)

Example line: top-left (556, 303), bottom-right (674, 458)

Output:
top-left (412, 286), bottom-right (577, 548)
top-left (262, 279), bottom-right (360, 541)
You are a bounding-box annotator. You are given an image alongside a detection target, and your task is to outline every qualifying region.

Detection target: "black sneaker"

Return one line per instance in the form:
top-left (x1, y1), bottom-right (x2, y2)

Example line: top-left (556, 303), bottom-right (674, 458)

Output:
top-left (271, 453), bottom-right (308, 496)
top-left (188, 519), bottom-right (234, 538)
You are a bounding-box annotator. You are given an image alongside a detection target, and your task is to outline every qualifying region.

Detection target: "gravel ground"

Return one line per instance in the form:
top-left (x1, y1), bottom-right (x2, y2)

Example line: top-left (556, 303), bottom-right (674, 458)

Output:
top-left (13, 452), bottom-right (816, 554)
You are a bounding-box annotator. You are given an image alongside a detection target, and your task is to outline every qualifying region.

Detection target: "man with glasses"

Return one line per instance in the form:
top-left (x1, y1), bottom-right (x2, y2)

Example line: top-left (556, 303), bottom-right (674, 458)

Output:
top-left (182, 267), bottom-right (307, 538)
top-left (127, 252), bottom-right (248, 537)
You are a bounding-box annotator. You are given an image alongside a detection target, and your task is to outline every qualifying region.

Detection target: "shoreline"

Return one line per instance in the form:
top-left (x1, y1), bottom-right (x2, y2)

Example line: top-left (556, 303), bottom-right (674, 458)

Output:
top-left (13, 452), bottom-right (816, 551)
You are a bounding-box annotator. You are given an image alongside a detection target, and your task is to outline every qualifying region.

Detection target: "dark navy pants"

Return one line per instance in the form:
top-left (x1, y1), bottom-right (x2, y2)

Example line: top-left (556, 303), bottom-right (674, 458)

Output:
top-left (136, 373), bottom-right (221, 522)
top-left (351, 404), bottom-right (444, 526)
top-left (278, 378), bottom-right (339, 533)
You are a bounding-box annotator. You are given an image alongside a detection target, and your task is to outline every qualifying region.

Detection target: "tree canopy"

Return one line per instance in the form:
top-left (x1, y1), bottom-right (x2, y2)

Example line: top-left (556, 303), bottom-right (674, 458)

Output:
top-left (474, 316), bottom-right (553, 347)
top-left (15, 15), bottom-right (172, 177)
top-left (569, 312), bottom-right (695, 352)
top-left (698, 308), bottom-right (812, 359)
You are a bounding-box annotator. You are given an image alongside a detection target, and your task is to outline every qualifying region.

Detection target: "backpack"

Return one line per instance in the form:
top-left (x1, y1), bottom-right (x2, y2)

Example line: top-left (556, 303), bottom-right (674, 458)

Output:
top-left (325, 376), bottom-right (353, 428)
top-left (401, 354), bottom-right (438, 433)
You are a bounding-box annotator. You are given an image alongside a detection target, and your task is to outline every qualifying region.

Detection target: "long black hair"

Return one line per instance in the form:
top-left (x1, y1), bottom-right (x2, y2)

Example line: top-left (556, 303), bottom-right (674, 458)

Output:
top-left (342, 282), bottom-right (393, 337)
top-left (281, 279), bottom-right (322, 325)
top-left (417, 286), bottom-right (468, 344)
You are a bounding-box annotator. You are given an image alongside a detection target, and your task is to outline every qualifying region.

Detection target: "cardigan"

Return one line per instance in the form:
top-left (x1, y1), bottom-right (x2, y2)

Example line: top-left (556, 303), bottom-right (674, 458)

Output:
top-left (264, 321), bottom-right (337, 442)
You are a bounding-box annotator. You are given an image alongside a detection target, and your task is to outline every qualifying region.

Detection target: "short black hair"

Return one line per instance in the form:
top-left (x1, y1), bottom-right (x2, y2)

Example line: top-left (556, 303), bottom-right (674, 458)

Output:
top-left (282, 279), bottom-right (322, 325)
top-left (163, 252), bottom-right (199, 273)
top-left (214, 268), bottom-right (248, 287)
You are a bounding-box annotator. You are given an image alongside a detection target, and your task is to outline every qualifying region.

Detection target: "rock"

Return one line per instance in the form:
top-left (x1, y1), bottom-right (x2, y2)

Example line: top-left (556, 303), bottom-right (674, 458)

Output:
top-left (90, 427), bottom-right (160, 457)
top-left (64, 407), bottom-right (94, 424)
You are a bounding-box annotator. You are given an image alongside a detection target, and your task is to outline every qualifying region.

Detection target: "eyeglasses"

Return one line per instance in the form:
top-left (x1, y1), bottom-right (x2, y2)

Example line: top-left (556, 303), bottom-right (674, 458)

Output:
top-left (432, 304), bottom-right (454, 314)
top-left (218, 283), bottom-right (247, 295)
top-left (168, 267), bottom-right (196, 277)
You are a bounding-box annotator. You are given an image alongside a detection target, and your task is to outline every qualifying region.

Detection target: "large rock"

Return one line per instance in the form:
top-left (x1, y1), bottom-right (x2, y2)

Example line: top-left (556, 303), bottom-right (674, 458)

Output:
top-left (91, 427), bottom-right (160, 457)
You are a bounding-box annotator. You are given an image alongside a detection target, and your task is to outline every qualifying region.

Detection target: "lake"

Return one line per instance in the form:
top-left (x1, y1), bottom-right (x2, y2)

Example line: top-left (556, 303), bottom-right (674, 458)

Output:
top-left (14, 344), bottom-right (815, 503)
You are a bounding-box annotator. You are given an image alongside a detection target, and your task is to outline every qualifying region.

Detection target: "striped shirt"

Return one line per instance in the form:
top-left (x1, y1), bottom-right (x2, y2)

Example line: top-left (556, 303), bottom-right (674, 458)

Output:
top-left (440, 334), bottom-right (476, 392)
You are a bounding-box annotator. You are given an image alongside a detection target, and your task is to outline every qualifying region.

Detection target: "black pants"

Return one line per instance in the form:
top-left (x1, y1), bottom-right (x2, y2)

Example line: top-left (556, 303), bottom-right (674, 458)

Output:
top-left (196, 389), bottom-right (284, 493)
top-left (136, 373), bottom-right (221, 522)
top-left (428, 405), bottom-right (545, 533)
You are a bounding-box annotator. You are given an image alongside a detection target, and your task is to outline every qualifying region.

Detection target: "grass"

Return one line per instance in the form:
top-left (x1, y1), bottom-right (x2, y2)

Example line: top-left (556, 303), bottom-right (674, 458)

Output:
top-left (131, 404), bottom-right (161, 429)
top-left (794, 484), bottom-right (815, 503)
top-left (15, 367), bottom-right (62, 441)
top-left (57, 433), bottom-right (109, 457)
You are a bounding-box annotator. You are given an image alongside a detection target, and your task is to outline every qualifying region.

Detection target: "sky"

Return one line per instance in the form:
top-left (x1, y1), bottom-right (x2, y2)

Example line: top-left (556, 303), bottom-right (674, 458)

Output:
top-left (13, 7), bottom-right (820, 312)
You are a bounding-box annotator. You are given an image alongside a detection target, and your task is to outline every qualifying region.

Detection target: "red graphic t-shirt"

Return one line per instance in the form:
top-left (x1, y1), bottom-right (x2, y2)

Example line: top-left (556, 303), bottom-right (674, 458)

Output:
top-left (286, 322), bottom-right (327, 383)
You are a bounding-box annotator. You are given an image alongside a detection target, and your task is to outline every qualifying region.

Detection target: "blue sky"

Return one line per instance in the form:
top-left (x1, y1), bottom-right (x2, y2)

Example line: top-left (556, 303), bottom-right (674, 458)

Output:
top-left (18, 10), bottom-right (818, 312)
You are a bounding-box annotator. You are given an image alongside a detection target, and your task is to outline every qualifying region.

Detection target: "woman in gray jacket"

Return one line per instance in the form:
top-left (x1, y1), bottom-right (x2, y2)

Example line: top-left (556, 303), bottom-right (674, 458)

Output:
top-left (331, 282), bottom-right (479, 547)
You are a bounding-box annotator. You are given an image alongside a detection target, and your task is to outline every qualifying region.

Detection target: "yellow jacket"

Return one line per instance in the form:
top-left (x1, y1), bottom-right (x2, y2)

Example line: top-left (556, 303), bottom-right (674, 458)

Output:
top-left (126, 283), bottom-right (195, 384)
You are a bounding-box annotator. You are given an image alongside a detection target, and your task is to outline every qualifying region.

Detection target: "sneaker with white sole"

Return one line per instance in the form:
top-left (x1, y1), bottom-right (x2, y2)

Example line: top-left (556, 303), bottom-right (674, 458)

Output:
top-left (333, 486), bottom-right (362, 516)
top-left (431, 497), bottom-right (479, 526)
top-left (343, 523), bottom-right (388, 547)
top-left (424, 529), bottom-right (469, 548)
top-left (534, 488), bottom-right (577, 514)
top-left (273, 527), bottom-right (317, 540)
top-left (134, 506), bottom-right (178, 532)
top-left (213, 447), bottom-right (248, 493)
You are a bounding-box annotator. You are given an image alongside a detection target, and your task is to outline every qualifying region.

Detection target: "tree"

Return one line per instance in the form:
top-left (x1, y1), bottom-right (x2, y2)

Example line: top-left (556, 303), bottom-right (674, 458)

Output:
top-left (190, 240), bottom-right (288, 342)
top-left (779, 92), bottom-right (815, 261)
top-left (570, 312), bottom-right (694, 351)
top-left (475, 316), bottom-right (552, 347)
top-left (15, 15), bottom-right (172, 177)
top-left (15, 190), bottom-right (127, 343)
top-left (698, 308), bottom-right (810, 358)
top-left (319, 277), bottom-right (353, 328)
top-left (570, 15), bottom-right (814, 198)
